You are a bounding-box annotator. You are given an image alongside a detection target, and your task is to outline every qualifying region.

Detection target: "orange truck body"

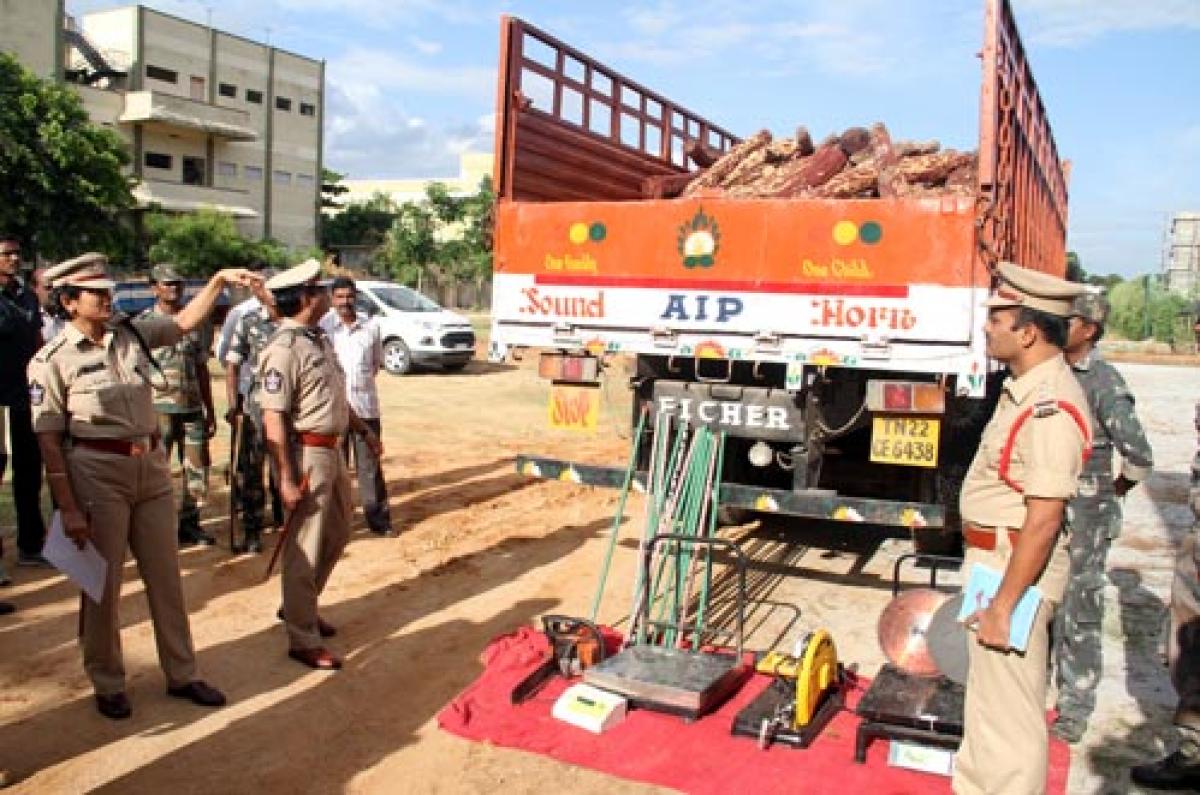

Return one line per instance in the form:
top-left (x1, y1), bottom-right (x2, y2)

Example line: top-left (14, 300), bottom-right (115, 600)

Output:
top-left (489, 1), bottom-right (1069, 531)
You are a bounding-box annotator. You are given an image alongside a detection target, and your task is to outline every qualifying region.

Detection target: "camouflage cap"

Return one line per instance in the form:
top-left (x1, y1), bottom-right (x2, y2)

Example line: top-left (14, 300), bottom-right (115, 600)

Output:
top-left (150, 263), bottom-right (183, 283)
top-left (1070, 289), bottom-right (1109, 325)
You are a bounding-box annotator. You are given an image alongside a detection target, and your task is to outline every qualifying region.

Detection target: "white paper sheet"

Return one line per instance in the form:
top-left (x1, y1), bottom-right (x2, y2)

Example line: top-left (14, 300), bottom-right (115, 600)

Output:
top-left (41, 511), bottom-right (107, 604)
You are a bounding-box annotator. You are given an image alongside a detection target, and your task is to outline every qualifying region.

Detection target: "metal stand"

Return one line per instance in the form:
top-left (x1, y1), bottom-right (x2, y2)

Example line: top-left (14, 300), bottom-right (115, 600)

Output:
top-left (584, 534), bottom-right (749, 721)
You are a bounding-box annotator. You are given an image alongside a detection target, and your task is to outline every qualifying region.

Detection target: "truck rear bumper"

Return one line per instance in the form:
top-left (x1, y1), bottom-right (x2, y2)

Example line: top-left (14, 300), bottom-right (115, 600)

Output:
top-left (516, 455), bottom-right (944, 529)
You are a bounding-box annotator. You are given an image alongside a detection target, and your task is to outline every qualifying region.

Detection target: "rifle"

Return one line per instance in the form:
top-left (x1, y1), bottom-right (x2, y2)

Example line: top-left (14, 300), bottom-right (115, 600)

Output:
top-left (263, 469), bottom-right (311, 582)
top-left (227, 400), bottom-right (244, 552)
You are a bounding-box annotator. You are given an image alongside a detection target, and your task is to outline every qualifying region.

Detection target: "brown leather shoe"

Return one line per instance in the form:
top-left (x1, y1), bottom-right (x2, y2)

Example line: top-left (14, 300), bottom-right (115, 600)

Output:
top-left (276, 608), bottom-right (336, 638)
top-left (95, 692), bottom-right (132, 720)
top-left (288, 647), bottom-right (342, 670)
top-left (167, 680), bottom-right (227, 707)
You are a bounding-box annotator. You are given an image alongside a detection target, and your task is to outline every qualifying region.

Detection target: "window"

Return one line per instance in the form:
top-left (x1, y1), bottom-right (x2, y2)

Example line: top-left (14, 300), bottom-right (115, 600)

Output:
top-left (246, 89), bottom-right (263, 104)
top-left (146, 65), bottom-right (177, 83)
top-left (144, 151), bottom-right (172, 169)
top-left (218, 83), bottom-right (237, 98)
top-left (182, 156), bottom-right (206, 186)
top-left (244, 165), bottom-right (263, 181)
top-left (300, 102), bottom-right (316, 117)
top-left (217, 161), bottom-right (237, 177)
top-left (296, 173), bottom-right (315, 187)
top-left (275, 96), bottom-right (292, 111)
top-left (272, 170), bottom-right (292, 185)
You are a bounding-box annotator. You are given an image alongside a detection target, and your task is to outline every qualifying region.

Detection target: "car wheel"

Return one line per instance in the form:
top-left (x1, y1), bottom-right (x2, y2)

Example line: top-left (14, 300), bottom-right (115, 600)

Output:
top-left (383, 339), bottom-right (412, 375)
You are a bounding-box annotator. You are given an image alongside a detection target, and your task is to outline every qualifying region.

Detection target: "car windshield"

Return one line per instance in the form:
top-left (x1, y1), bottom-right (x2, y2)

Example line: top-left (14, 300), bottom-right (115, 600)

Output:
top-left (372, 285), bottom-right (440, 312)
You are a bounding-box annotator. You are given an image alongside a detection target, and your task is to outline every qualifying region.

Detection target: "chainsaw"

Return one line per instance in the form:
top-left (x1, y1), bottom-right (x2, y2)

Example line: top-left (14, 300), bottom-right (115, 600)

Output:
top-left (510, 615), bottom-right (606, 705)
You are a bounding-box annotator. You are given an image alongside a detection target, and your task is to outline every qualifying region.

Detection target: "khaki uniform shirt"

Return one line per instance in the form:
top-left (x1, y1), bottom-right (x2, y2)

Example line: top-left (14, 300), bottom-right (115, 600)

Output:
top-left (27, 316), bottom-right (182, 440)
top-left (960, 354), bottom-right (1091, 529)
top-left (256, 319), bottom-right (350, 435)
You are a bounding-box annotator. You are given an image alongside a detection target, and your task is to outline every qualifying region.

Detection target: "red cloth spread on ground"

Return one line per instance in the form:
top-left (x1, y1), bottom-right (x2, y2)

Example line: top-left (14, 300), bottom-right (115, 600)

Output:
top-left (438, 627), bottom-right (1070, 794)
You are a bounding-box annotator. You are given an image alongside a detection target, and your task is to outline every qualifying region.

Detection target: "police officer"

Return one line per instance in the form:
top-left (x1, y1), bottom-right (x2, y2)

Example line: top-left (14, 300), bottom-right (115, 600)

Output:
top-left (258, 260), bottom-right (382, 670)
top-left (29, 253), bottom-right (260, 719)
top-left (143, 263), bottom-right (217, 546)
top-left (954, 261), bottom-right (1090, 794)
top-left (1050, 290), bottom-right (1154, 743)
top-left (224, 278), bottom-right (281, 553)
top-left (1130, 401), bottom-right (1200, 789)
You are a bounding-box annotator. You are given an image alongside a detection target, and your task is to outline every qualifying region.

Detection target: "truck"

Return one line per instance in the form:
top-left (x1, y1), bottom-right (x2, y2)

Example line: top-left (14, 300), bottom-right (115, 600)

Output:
top-left (487, 0), bottom-right (1068, 551)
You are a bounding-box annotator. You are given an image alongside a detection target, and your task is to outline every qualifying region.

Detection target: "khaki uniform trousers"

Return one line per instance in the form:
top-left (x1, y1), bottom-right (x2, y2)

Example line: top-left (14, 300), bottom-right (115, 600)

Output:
top-left (282, 445), bottom-right (351, 650)
top-left (1171, 533), bottom-right (1200, 736)
top-left (66, 445), bottom-right (197, 695)
top-left (953, 531), bottom-right (1070, 795)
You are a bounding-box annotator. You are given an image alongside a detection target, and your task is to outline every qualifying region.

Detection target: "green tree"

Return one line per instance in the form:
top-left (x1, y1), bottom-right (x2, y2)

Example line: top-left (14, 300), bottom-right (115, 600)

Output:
top-left (0, 53), bottom-right (134, 259)
top-left (1108, 275), bottom-right (1189, 343)
top-left (320, 191), bottom-right (397, 250)
top-left (145, 209), bottom-right (291, 276)
top-left (320, 167), bottom-right (348, 211)
top-left (1065, 251), bottom-right (1086, 282)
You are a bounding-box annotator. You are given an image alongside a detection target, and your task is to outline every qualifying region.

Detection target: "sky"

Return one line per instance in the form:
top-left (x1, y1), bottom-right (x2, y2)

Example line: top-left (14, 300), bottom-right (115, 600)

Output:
top-left (67, 0), bottom-right (1200, 279)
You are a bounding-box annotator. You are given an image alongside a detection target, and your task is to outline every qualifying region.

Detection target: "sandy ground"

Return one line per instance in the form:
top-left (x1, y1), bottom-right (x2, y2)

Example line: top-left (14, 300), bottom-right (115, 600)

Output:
top-left (0, 354), bottom-right (1194, 794)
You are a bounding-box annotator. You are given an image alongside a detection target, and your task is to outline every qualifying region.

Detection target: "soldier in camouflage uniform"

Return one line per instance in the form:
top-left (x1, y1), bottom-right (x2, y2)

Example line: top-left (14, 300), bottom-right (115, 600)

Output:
top-left (1051, 290), bottom-right (1154, 743)
top-left (1130, 400), bottom-right (1200, 789)
top-left (143, 264), bottom-right (217, 546)
top-left (223, 281), bottom-right (280, 553)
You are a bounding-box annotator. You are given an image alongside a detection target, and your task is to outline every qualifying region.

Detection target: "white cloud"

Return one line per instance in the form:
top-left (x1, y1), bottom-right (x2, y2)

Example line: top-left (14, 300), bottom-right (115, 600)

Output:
top-left (1016, 0), bottom-right (1200, 46)
top-left (407, 36), bottom-right (443, 56)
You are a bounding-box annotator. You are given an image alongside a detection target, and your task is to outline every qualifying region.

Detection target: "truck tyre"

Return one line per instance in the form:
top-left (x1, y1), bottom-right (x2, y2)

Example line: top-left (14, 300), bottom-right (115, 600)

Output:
top-left (383, 339), bottom-right (412, 375)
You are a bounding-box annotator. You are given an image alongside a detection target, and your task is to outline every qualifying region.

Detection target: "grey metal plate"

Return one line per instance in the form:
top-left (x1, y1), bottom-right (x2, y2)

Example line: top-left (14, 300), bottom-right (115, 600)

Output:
top-left (927, 593), bottom-right (970, 685)
top-left (584, 646), bottom-right (744, 713)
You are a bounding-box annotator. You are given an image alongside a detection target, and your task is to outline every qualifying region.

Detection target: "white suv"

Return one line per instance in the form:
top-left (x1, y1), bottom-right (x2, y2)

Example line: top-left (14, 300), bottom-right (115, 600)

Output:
top-left (352, 280), bottom-right (476, 375)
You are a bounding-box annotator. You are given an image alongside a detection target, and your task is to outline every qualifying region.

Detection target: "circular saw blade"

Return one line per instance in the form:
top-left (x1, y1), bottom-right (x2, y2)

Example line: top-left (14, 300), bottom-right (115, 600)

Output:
top-left (928, 592), bottom-right (970, 685)
top-left (876, 588), bottom-right (947, 677)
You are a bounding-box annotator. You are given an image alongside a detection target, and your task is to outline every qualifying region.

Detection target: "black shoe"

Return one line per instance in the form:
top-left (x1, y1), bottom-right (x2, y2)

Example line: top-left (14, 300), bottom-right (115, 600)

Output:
top-left (0, 602), bottom-right (14, 616)
top-left (167, 680), bottom-right (226, 707)
top-left (369, 527), bottom-right (398, 538)
top-left (95, 692), bottom-right (132, 720)
top-left (245, 533), bottom-right (263, 554)
top-left (1131, 750), bottom-right (1200, 790)
top-left (179, 528), bottom-right (217, 547)
top-left (17, 553), bottom-right (51, 568)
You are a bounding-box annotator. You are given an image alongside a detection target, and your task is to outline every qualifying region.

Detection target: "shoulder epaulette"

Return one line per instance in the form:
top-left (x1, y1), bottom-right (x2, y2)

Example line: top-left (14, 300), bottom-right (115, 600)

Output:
top-left (1032, 397), bottom-right (1060, 418)
top-left (34, 335), bottom-right (68, 362)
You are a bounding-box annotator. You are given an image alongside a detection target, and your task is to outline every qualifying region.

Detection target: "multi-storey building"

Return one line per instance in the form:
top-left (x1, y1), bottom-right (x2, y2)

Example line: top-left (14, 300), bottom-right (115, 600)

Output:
top-left (0, 0), bottom-right (64, 80)
top-left (1, 2), bottom-right (323, 249)
top-left (1163, 212), bottom-right (1200, 296)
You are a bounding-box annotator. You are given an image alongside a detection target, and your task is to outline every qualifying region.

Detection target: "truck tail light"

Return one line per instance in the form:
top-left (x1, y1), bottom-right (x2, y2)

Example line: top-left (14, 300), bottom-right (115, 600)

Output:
top-left (866, 380), bottom-right (945, 414)
top-left (539, 352), bottom-right (600, 383)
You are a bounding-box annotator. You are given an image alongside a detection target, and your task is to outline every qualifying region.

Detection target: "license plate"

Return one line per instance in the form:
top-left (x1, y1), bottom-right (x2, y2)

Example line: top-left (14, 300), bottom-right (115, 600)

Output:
top-left (869, 416), bottom-right (939, 468)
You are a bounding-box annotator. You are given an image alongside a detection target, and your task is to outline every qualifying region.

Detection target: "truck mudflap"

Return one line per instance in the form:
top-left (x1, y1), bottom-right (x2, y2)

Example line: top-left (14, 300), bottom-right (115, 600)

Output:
top-left (515, 455), bottom-right (944, 530)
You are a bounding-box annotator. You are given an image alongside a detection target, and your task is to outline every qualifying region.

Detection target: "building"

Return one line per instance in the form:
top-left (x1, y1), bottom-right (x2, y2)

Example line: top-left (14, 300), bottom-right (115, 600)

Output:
top-left (1163, 212), bottom-right (1200, 296)
top-left (1, 2), bottom-right (324, 249)
top-left (0, 0), bottom-right (64, 80)
top-left (340, 152), bottom-right (491, 208)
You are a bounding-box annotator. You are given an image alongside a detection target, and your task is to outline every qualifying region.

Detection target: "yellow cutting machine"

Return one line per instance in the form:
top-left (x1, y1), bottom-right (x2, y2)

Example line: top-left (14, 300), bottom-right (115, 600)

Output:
top-left (736, 629), bottom-right (844, 748)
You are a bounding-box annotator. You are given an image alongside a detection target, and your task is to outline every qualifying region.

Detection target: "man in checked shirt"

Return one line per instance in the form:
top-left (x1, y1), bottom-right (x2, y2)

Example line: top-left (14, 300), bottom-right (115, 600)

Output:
top-left (320, 277), bottom-right (395, 536)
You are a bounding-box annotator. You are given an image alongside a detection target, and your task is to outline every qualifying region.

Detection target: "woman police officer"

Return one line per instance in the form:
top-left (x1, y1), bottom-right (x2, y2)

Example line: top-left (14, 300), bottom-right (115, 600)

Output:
top-left (28, 253), bottom-right (261, 720)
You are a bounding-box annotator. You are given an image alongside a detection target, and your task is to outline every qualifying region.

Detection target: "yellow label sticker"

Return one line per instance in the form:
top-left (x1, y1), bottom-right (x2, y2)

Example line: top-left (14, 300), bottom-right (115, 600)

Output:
top-left (869, 416), bottom-right (940, 468)
top-left (548, 383), bottom-right (600, 432)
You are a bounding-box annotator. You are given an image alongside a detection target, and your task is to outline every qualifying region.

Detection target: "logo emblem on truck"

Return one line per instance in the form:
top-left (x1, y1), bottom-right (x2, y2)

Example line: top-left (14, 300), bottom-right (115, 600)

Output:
top-left (678, 208), bottom-right (720, 268)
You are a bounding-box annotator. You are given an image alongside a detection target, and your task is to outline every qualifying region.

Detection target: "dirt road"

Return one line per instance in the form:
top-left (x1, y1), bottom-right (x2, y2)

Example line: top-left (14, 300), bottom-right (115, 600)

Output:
top-left (0, 356), bottom-right (1194, 794)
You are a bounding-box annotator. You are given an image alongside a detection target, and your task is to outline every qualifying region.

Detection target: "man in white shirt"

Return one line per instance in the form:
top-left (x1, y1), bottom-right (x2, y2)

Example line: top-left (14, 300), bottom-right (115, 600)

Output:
top-left (31, 267), bottom-right (64, 342)
top-left (320, 277), bottom-right (395, 536)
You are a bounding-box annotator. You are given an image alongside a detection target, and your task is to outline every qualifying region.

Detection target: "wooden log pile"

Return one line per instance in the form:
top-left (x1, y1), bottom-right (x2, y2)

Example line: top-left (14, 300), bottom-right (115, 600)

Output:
top-left (646, 122), bottom-right (976, 200)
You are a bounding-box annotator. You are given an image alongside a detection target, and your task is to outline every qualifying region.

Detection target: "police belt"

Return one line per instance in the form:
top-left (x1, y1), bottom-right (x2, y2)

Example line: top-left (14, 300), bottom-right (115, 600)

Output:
top-left (962, 523), bottom-right (1020, 551)
top-left (73, 436), bottom-right (160, 457)
top-left (296, 431), bottom-right (340, 449)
